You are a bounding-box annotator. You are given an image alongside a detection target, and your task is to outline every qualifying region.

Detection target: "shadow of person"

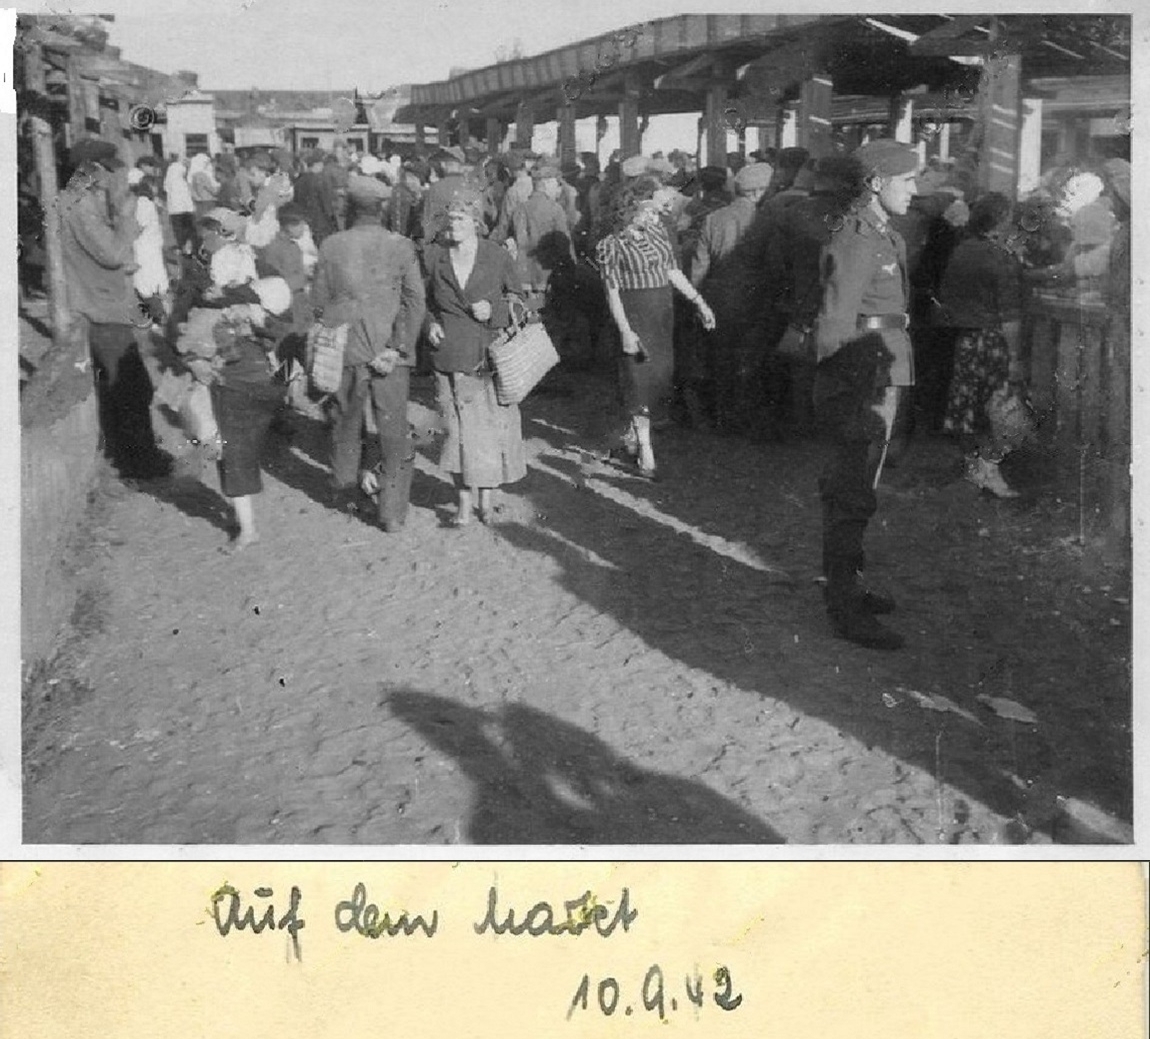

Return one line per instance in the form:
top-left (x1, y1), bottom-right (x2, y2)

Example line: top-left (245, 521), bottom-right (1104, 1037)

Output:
top-left (387, 689), bottom-right (783, 844)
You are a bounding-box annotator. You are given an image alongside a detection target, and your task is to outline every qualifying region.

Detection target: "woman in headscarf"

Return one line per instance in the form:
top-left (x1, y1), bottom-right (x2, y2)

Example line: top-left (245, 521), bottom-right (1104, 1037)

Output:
top-left (936, 191), bottom-right (1025, 498)
top-left (188, 152), bottom-right (220, 217)
top-left (423, 186), bottom-right (526, 525)
top-left (128, 168), bottom-right (170, 325)
top-left (594, 174), bottom-right (715, 477)
top-left (169, 211), bottom-right (290, 550)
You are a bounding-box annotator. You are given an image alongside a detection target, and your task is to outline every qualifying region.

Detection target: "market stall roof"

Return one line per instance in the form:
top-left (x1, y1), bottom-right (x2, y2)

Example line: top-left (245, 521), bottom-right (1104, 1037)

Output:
top-left (395, 12), bottom-right (1130, 125)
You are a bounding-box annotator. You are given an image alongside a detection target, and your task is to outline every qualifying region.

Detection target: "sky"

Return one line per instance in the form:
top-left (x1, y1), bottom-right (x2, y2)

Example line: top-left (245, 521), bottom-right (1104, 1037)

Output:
top-left (17, 0), bottom-right (844, 92)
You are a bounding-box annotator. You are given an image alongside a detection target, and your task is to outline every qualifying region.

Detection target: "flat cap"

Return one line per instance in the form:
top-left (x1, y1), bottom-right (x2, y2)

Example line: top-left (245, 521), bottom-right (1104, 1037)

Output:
top-left (621, 154), bottom-right (649, 178)
top-left (70, 137), bottom-right (124, 170)
top-left (734, 162), bottom-right (773, 192)
top-left (347, 174), bottom-right (392, 202)
top-left (853, 138), bottom-right (919, 178)
top-left (241, 150), bottom-right (275, 172)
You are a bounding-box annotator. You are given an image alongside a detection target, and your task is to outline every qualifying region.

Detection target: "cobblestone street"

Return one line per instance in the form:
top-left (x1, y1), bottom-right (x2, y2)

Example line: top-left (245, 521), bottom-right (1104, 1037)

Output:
top-left (22, 370), bottom-right (1133, 844)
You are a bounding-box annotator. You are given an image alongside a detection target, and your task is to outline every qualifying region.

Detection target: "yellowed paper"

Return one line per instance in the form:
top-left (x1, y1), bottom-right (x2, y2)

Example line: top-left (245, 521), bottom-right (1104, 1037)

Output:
top-left (1, 863), bottom-right (1146, 1039)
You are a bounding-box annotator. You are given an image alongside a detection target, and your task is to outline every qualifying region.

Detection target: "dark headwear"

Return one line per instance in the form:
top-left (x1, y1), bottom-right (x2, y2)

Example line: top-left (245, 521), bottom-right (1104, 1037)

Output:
top-left (813, 154), bottom-right (866, 194)
top-left (853, 139), bottom-right (919, 178)
top-left (242, 150), bottom-right (275, 172)
top-left (444, 185), bottom-right (484, 215)
top-left (70, 137), bottom-right (124, 170)
top-left (276, 202), bottom-right (308, 226)
top-left (776, 147), bottom-right (810, 172)
top-left (699, 165), bottom-right (728, 192)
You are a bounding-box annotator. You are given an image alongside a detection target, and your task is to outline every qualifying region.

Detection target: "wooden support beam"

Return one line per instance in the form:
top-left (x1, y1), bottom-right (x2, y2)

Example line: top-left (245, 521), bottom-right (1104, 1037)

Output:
top-left (618, 74), bottom-right (641, 159)
top-left (797, 73), bottom-right (834, 157)
top-left (30, 113), bottom-right (70, 347)
top-left (415, 121), bottom-right (426, 149)
top-left (457, 114), bottom-right (471, 148)
top-left (703, 82), bottom-right (728, 167)
top-left (515, 101), bottom-right (534, 150)
top-left (889, 94), bottom-right (914, 143)
top-left (557, 103), bottom-right (577, 167)
top-left (779, 103), bottom-right (799, 148)
top-left (485, 116), bottom-right (503, 156)
top-left (977, 52), bottom-right (1022, 197)
top-left (1018, 98), bottom-right (1043, 196)
top-left (436, 116), bottom-right (451, 149)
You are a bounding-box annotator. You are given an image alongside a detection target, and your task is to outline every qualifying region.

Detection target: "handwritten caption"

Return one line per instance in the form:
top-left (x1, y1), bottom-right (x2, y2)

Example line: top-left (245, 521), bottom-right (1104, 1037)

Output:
top-left (209, 881), bottom-right (743, 1021)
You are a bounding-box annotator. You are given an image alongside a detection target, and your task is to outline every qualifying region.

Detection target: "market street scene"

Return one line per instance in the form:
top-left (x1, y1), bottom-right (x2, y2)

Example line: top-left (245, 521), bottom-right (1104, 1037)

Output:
top-left (15, 9), bottom-right (1134, 844)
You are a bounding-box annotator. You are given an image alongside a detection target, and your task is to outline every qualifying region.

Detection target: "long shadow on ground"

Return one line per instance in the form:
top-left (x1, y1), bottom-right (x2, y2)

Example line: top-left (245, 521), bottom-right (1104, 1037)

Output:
top-left (493, 386), bottom-right (1132, 842)
top-left (387, 689), bottom-right (783, 843)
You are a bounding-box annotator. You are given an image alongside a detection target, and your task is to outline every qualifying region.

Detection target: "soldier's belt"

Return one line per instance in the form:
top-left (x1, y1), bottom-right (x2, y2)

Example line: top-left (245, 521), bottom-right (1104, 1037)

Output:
top-left (856, 313), bottom-right (909, 331)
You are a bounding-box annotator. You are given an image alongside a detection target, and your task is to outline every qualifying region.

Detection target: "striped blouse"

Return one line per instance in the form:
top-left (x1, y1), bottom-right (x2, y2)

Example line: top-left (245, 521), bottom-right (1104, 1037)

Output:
top-left (595, 222), bottom-right (679, 291)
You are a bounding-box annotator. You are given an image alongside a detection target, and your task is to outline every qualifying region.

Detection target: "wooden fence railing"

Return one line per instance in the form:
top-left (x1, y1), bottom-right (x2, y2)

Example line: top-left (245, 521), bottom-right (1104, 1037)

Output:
top-left (1023, 289), bottom-right (1131, 557)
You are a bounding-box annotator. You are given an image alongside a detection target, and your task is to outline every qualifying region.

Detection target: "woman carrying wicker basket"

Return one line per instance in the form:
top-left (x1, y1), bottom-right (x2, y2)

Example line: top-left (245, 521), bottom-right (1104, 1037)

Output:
top-left (424, 187), bottom-right (526, 525)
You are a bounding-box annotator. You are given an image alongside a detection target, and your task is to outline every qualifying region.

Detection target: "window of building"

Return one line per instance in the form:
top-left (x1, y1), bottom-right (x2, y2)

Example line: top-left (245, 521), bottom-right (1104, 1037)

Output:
top-left (301, 136), bottom-right (319, 149)
top-left (185, 133), bottom-right (209, 156)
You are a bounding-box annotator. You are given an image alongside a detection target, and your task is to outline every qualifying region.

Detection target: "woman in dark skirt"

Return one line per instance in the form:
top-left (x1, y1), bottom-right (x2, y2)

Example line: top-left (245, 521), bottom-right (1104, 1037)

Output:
top-left (937, 192), bottom-right (1025, 498)
top-left (595, 175), bottom-right (714, 476)
top-left (170, 216), bottom-right (289, 549)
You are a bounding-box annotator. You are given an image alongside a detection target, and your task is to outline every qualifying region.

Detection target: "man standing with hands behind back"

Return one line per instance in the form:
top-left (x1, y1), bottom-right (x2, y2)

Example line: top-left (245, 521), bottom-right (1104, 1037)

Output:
top-left (812, 139), bottom-right (919, 651)
top-left (312, 175), bottom-right (426, 532)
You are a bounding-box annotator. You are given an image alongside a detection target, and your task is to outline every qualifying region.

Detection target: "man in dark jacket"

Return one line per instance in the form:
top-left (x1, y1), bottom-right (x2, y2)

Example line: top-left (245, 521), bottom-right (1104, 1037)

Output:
top-left (60, 136), bottom-right (169, 479)
top-left (311, 175), bottom-right (426, 531)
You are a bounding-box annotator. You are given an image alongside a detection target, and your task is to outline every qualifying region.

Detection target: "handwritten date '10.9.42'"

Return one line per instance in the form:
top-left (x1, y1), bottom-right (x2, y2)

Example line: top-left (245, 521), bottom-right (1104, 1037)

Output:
top-left (567, 964), bottom-right (744, 1021)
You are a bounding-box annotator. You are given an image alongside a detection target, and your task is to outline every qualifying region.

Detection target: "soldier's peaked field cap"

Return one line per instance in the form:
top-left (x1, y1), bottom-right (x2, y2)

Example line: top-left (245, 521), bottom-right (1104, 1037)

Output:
top-left (853, 138), bottom-right (919, 177)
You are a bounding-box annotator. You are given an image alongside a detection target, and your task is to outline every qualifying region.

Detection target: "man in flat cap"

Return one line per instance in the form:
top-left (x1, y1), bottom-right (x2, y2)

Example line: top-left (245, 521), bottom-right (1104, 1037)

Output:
top-left (690, 160), bottom-right (773, 434)
top-left (811, 137), bottom-right (919, 650)
top-left (312, 173), bottom-right (426, 532)
top-left (60, 136), bottom-right (169, 479)
top-left (507, 161), bottom-right (573, 312)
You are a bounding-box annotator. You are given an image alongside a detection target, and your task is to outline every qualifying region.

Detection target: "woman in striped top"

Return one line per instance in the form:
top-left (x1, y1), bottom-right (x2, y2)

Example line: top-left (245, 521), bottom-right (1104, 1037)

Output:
top-left (595, 176), bottom-right (715, 477)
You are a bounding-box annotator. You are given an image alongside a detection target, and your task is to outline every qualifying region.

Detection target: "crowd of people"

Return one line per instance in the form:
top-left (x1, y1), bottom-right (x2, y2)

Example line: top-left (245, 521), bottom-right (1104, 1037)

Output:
top-left (39, 128), bottom-right (1130, 647)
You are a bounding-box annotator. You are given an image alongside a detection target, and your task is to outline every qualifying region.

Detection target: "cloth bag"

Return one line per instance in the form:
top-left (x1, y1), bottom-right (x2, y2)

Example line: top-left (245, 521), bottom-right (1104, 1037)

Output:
top-left (306, 322), bottom-right (348, 395)
top-left (987, 382), bottom-right (1035, 453)
top-left (178, 381), bottom-right (223, 459)
top-left (487, 298), bottom-right (560, 406)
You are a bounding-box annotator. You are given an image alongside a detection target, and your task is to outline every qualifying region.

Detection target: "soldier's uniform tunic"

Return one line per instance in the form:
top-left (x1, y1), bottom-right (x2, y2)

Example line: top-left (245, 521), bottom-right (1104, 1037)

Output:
top-left (812, 200), bottom-right (912, 625)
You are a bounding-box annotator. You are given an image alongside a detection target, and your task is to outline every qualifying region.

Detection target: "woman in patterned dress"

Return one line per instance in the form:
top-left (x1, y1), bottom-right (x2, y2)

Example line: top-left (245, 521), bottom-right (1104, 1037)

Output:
top-left (938, 192), bottom-right (1025, 498)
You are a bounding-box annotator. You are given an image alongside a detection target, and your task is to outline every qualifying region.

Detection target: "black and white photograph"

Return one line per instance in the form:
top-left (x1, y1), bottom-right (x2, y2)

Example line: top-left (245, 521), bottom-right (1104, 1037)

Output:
top-left (9, 3), bottom-right (1139, 846)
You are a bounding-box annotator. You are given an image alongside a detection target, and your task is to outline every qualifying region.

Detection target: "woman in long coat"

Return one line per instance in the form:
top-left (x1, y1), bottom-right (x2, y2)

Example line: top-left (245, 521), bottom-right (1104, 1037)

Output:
top-left (424, 188), bottom-right (525, 525)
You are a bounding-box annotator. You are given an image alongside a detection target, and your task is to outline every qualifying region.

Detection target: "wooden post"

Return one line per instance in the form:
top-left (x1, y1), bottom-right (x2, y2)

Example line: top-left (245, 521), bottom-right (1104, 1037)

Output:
top-left (1018, 98), bottom-right (1043, 196)
top-left (798, 74), bottom-right (834, 157)
top-left (976, 51), bottom-right (1022, 196)
top-left (30, 115), bottom-right (70, 345)
top-left (938, 121), bottom-right (951, 161)
top-left (704, 83), bottom-right (728, 168)
top-left (485, 117), bottom-right (502, 156)
top-left (436, 116), bottom-right (452, 150)
top-left (558, 103), bottom-right (577, 168)
top-left (779, 104), bottom-right (799, 148)
top-left (457, 113), bottom-right (471, 149)
top-left (515, 101), bottom-right (534, 150)
top-left (415, 121), bottom-right (426, 150)
top-left (618, 74), bottom-right (641, 159)
top-left (890, 94), bottom-right (914, 143)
